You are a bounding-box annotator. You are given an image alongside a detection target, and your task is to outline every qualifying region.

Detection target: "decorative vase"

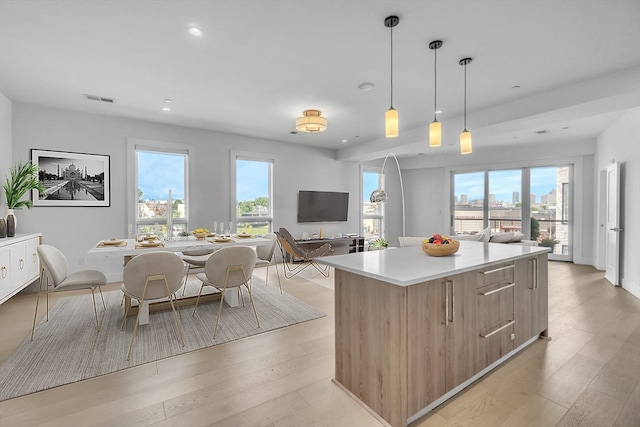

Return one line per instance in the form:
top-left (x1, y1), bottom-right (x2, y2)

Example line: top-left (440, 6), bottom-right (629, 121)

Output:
top-left (6, 209), bottom-right (16, 237)
top-left (0, 218), bottom-right (5, 238)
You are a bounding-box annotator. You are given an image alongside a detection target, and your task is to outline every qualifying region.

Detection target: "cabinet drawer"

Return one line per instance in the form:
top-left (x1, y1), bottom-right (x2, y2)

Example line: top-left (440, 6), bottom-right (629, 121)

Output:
top-left (476, 281), bottom-right (515, 330)
top-left (475, 263), bottom-right (515, 288)
top-left (478, 320), bottom-right (515, 369)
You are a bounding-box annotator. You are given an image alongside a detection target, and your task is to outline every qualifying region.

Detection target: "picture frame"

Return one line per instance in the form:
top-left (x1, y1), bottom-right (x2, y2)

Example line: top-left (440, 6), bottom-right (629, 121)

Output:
top-left (31, 149), bottom-right (111, 207)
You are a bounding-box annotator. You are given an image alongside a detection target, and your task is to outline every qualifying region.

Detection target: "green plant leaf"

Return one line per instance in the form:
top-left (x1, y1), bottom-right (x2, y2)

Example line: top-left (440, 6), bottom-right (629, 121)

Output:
top-left (3, 161), bottom-right (46, 209)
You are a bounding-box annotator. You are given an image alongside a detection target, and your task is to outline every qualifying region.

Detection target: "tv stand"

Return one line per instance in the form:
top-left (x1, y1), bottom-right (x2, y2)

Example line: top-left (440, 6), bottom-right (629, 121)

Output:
top-left (286, 236), bottom-right (364, 262)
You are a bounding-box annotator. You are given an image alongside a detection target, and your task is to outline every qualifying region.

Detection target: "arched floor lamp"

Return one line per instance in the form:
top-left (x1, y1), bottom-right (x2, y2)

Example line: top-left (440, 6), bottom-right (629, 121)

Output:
top-left (369, 153), bottom-right (405, 237)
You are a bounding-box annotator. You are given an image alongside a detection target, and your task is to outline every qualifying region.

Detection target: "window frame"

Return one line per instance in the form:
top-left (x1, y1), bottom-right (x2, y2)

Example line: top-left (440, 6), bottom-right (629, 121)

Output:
top-left (361, 166), bottom-right (385, 240)
top-left (230, 150), bottom-right (275, 234)
top-left (127, 138), bottom-right (194, 237)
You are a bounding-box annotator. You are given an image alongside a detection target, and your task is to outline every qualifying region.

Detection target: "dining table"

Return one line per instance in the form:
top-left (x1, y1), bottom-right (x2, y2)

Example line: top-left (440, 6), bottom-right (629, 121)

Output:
top-left (87, 235), bottom-right (272, 324)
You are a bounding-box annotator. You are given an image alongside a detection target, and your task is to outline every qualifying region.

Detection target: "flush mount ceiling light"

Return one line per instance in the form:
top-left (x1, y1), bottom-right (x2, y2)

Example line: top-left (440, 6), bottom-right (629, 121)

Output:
top-left (384, 15), bottom-right (399, 138)
top-left (459, 57), bottom-right (473, 154)
top-left (295, 110), bottom-right (327, 133)
top-left (429, 40), bottom-right (443, 148)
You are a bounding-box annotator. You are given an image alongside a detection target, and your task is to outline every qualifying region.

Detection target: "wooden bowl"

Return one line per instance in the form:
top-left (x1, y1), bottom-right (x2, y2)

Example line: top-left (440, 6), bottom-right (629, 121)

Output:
top-left (194, 232), bottom-right (207, 240)
top-left (422, 239), bottom-right (460, 257)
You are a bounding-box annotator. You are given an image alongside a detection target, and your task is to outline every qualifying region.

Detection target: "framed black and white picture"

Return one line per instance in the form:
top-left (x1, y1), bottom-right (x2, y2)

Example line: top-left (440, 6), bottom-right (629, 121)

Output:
top-left (31, 149), bottom-right (111, 207)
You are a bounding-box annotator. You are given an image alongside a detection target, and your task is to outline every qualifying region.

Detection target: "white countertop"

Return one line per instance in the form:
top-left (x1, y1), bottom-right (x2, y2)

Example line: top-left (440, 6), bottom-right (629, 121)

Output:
top-left (318, 240), bottom-right (550, 286)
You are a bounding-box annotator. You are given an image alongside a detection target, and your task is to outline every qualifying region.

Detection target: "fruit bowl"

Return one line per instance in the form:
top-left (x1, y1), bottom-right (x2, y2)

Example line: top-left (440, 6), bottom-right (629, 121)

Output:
top-left (194, 232), bottom-right (207, 240)
top-left (422, 239), bottom-right (460, 257)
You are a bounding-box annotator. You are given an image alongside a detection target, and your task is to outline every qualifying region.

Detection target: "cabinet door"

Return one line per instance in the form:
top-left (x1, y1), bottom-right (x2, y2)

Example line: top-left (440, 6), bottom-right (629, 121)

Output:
top-left (446, 271), bottom-right (478, 390)
top-left (514, 255), bottom-right (549, 347)
top-left (0, 248), bottom-right (11, 301)
top-left (407, 278), bottom-right (447, 414)
top-left (11, 242), bottom-right (28, 287)
top-left (25, 237), bottom-right (40, 280)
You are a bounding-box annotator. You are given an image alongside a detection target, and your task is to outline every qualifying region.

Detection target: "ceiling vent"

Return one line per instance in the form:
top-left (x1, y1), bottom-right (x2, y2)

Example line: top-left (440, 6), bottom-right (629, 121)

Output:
top-left (83, 94), bottom-right (114, 103)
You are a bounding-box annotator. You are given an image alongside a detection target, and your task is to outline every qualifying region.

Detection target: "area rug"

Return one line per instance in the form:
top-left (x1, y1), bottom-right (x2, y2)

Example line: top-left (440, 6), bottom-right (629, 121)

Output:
top-left (0, 277), bottom-right (325, 401)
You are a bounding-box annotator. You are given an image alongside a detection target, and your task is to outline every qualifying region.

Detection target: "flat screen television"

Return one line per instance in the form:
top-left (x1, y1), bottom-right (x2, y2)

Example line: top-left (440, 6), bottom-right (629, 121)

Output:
top-left (297, 190), bottom-right (349, 223)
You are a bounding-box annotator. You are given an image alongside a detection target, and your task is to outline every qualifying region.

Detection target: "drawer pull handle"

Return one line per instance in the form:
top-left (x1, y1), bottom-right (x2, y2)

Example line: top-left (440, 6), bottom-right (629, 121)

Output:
top-left (480, 320), bottom-right (515, 338)
top-left (19, 259), bottom-right (25, 269)
top-left (33, 253), bottom-right (38, 262)
top-left (1, 266), bottom-right (6, 279)
top-left (479, 282), bottom-right (515, 296)
top-left (481, 264), bottom-right (515, 275)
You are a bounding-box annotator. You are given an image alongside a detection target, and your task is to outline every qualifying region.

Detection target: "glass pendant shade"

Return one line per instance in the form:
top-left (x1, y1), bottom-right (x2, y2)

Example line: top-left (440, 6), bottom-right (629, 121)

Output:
top-left (460, 129), bottom-right (472, 154)
top-left (295, 109), bottom-right (327, 133)
top-left (429, 119), bottom-right (442, 147)
top-left (386, 107), bottom-right (399, 138)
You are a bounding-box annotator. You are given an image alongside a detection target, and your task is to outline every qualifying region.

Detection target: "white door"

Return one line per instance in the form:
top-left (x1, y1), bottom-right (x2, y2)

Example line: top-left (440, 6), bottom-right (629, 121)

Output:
top-left (604, 162), bottom-right (620, 285)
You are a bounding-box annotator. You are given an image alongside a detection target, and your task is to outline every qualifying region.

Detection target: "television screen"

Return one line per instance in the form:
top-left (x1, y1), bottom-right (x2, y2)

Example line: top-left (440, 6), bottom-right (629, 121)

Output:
top-left (297, 190), bottom-right (349, 223)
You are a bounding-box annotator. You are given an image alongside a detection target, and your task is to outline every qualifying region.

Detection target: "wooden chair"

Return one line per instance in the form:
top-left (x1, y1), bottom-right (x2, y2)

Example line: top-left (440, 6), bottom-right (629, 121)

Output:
top-left (275, 228), bottom-right (332, 279)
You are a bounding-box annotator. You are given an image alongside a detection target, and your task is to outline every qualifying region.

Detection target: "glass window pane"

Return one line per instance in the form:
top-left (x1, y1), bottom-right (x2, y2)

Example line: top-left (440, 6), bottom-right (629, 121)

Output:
top-left (488, 169), bottom-right (522, 234)
top-left (531, 166), bottom-right (570, 256)
top-left (363, 171), bottom-right (383, 216)
top-left (236, 158), bottom-right (271, 235)
top-left (453, 171), bottom-right (485, 235)
top-left (136, 150), bottom-right (187, 238)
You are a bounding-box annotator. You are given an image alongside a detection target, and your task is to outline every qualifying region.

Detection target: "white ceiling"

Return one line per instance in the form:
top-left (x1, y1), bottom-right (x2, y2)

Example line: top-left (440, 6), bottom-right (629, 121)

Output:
top-left (1, 0), bottom-right (639, 162)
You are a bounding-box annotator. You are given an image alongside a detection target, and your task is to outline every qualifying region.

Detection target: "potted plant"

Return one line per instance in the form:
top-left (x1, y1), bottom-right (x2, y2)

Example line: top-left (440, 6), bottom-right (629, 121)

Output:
top-left (368, 237), bottom-right (388, 251)
top-left (3, 161), bottom-right (45, 237)
top-left (539, 237), bottom-right (559, 252)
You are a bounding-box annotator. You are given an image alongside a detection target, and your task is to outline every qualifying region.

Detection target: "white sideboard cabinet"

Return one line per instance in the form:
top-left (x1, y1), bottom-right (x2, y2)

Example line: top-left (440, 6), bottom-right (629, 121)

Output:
top-left (0, 233), bottom-right (42, 305)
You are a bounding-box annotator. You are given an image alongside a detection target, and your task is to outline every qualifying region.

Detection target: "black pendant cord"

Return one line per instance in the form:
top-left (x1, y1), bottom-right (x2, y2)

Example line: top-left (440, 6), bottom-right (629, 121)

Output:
top-left (463, 62), bottom-right (467, 130)
top-left (433, 45), bottom-right (437, 121)
top-left (390, 25), bottom-right (394, 108)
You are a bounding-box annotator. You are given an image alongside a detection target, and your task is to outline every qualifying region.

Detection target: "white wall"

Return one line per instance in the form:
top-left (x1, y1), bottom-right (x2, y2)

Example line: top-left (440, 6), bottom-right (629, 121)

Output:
top-left (10, 103), bottom-right (361, 282)
top-left (595, 107), bottom-right (640, 298)
top-left (0, 93), bottom-right (11, 216)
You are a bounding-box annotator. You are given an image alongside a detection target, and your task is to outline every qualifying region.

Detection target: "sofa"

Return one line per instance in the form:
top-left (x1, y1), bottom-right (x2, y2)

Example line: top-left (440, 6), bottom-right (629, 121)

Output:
top-left (398, 228), bottom-right (538, 247)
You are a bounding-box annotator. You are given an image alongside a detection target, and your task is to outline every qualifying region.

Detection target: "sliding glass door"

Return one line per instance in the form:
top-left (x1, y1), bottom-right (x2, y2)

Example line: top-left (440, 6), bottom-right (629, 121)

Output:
top-left (452, 165), bottom-right (572, 261)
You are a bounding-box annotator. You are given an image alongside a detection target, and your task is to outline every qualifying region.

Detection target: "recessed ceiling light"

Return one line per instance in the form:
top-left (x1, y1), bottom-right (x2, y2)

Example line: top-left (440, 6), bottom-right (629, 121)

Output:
top-left (511, 85), bottom-right (521, 90)
top-left (358, 82), bottom-right (375, 91)
top-left (187, 25), bottom-right (203, 37)
top-left (164, 98), bottom-right (173, 103)
top-left (341, 139), bottom-right (348, 143)
top-left (162, 106), bottom-right (171, 112)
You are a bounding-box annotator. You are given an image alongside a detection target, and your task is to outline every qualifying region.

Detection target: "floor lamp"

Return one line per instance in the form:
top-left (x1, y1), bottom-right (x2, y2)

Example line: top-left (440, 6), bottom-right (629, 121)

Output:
top-left (369, 153), bottom-right (405, 237)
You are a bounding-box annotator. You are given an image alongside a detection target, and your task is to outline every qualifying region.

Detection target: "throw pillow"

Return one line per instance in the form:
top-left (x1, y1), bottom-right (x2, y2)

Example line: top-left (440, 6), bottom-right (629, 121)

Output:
top-left (479, 227), bottom-right (491, 242)
top-left (490, 232), bottom-right (514, 243)
top-left (511, 231), bottom-right (524, 242)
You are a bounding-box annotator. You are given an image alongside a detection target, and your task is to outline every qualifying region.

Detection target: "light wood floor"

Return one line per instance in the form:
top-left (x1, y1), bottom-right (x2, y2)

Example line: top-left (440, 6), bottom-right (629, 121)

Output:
top-left (0, 262), bottom-right (638, 427)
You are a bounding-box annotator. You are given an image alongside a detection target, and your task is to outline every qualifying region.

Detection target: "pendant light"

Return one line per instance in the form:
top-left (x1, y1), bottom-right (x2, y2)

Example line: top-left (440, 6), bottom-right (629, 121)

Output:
top-left (384, 16), bottom-right (399, 138)
top-left (428, 40), bottom-right (443, 147)
top-left (459, 57), bottom-right (473, 154)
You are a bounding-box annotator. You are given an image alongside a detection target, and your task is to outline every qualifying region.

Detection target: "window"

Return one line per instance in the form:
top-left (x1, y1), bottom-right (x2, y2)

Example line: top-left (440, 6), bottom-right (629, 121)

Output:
top-left (128, 139), bottom-right (191, 238)
top-left (452, 165), bottom-right (572, 261)
top-left (234, 155), bottom-right (273, 235)
top-left (453, 171), bottom-right (485, 235)
top-left (362, 169), bottom-right (383, 239)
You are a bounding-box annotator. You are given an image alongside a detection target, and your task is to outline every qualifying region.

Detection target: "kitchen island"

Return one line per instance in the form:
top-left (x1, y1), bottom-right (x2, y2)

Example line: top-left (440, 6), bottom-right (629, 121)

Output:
top-left (318, 241), bottom-right (549, 427)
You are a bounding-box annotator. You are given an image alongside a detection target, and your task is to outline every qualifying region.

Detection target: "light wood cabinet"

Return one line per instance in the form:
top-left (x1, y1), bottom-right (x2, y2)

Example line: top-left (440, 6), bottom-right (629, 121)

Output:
top-left (514, 254), bottom-right (549, 347)
top-left (333, 251), bottom-right (549, 427)
top-left (0, 234), bottom-right (41, 304)
top-left (407, 271), bottom-right (478, 415)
